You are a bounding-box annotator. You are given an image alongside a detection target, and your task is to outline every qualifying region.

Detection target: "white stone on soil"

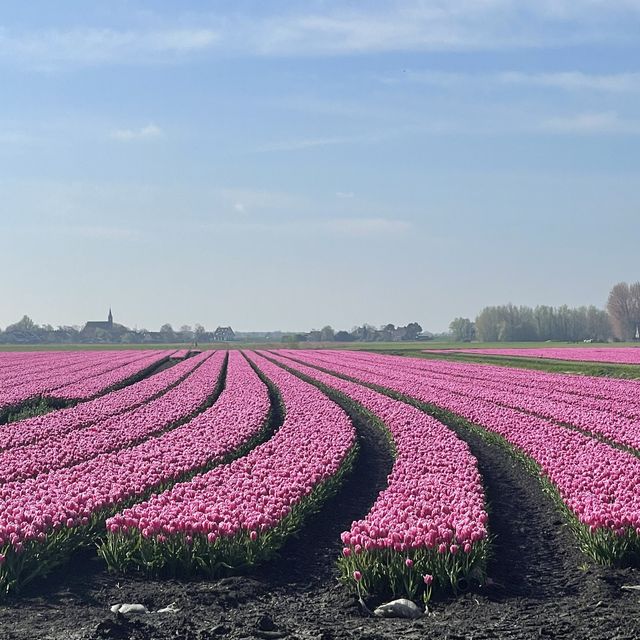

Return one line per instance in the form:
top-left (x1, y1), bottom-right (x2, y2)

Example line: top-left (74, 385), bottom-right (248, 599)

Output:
top-left (373, 598), bottom-right (423, 619)
top-left (110, 603), bottom-right (149, 615)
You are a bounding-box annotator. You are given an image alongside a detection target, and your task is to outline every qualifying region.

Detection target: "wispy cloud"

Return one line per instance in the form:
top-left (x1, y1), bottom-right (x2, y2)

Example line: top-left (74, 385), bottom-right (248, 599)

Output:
top-left (336, 192), bottom-right (355, 199)
top-left (2, 1), bottom-right (640, 70)
top-left (110, 123), bottom-right (163, 141)
top-left (500, 71), bottom-right (640, 92)
top-left (14, 223), bottom-right (142, 241)
top-left (216, 188), bottom-right (309, 214)
top-left (62, 225), bottom-right (140, 240)
top-left (383, 70), bottom-right (640, 92)
top-left (323, 217), bottom-right (411, 236)
top-left (205, 216), bottom-right (411, 238)
top-left (253, 136), bottom-right (357, 153)
top-left (237, 1), bottom-right (640, 55)
top-left (540, 111), bottom-right (640, 134)
top-left (0, 27), bottom-right (218, 69)
top-left (0, 129), bottom-right (35, 145)
top-left (251, 125), bottom-right (453, 153)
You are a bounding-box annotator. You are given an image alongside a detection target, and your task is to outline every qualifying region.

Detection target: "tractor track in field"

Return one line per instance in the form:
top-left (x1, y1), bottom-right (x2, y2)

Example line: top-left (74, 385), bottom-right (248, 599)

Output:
top-left (2, 362), bottom-right (640, 639)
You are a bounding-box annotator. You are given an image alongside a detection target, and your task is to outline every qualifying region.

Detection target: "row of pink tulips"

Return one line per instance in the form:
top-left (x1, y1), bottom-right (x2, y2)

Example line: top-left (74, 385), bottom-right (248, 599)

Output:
top-left (426, 347), bottom-right (640, 365)
top-left (0, 351), bottom-right (269, 594)
top-left (50, 351), bottom-right (174, 400)
top-left (0, 350), bottom-right (145, 390)
top-left (266, 351), bottom-right (487, 599)
top-left (0, 352), bottom-right (209, 452)
top-left (354, 351), bottom-right (640, 417)
top-left (287, 350), bottom-right (640, 564)
top-left (0, 351), bottom-right (171, 411)
top-left (0, 351), bottom-right (118, 385)
top-left (320, 352), bottom-right (640, 451)
top-left (101, 351), bottom-right (356, 577)
top-left (0, 352), bottom-right (224, 484)
top-left (0, 353), bottom-right (87, 385)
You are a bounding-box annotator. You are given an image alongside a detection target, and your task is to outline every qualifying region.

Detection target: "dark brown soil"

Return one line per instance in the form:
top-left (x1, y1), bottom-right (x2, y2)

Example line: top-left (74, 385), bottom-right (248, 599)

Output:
top-left (1, 400), bottom-right (640, 640)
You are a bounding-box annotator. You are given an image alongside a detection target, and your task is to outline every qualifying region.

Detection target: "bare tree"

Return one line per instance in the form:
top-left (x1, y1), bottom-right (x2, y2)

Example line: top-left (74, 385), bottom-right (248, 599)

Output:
top-left (320, 325), bottom-right (335, 341)
top-left (194, 324), bottom-right (206, 341)
top-left (607, 282), bottom-right (640, 340)
top-left (449, 317), bottom-right (475, 342)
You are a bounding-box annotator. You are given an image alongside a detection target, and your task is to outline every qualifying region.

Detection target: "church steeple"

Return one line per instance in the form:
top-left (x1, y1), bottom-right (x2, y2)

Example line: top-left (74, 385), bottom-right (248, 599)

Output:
top-left (108, 308), bottom-right (113, 327)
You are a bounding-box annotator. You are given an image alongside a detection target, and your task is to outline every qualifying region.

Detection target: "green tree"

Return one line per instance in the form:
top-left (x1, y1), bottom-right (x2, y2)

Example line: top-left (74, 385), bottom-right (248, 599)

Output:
top-left (403, 322), bottom-right (423, 341)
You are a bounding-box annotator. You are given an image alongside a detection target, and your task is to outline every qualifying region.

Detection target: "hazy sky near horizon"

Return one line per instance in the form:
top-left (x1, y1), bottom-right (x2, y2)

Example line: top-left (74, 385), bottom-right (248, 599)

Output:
top-left (1, 1), bottom-right (639, 333)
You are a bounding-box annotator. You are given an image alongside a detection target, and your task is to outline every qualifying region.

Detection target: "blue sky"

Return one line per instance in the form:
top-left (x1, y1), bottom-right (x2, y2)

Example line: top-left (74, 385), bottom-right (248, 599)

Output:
top-left (1, 1), bottom-right (639, 332)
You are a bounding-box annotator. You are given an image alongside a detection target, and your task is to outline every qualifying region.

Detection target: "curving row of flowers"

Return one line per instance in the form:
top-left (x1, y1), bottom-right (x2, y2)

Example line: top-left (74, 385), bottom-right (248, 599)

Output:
top-left (1, 354), bottom-right (82, 387)
top-left (322, 350), bottom-right (640, 417)
top-left (0, 351), bottom-right (122, 386)
top-left (0, 352), bottom-right (209, 452)
top-left (0, 350), bottom-right (270, 595)
top-left (0, 350), bottom-right (171, 411)
top-left (264, 351), bottom-right (488, 600)
top-left (425, 347), bottom-right (640, 365)
top-left (101, 350), bottom-right (356, 579)
top-left (286, 350), bottom-right (640, 564)
top-left (0, 350), bottom-right (151, 391)
top-left (314, 351), bottom-right (640, 451)
top-left (0, 351), bottom-right (225, 484)
top-left (50, 351), bottom-right (174, 400)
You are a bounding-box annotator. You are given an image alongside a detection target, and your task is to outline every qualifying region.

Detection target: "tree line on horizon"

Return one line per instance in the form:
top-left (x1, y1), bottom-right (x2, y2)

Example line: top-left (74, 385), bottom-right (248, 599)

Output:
top-left (3, 282), bottom-right (639, 345)
top-left (0, 318), bottom-right (219, 345)
top-left (0, 316), bottom-right (426, 345)
top-left (450, 281), bottom-right (640, 343)
top-left (281, 322), bottom-right (425, 344)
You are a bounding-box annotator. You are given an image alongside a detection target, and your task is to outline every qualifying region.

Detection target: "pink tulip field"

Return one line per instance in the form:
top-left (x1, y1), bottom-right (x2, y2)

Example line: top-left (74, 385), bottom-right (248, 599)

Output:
top-left (426, 346), bottom-right (640, 365)
top-left (0, 350), bottom-right (210, 452)
top-left (1, 347), bottom-right (640, 605)
top-left (264, 351), bottom-right (488, 598)
top-left (0, 350), bottom-right (171, 415)
top-left (101, 350), bottom-right (356, 577)
top-left (282, 350), bottom-right (640, 564)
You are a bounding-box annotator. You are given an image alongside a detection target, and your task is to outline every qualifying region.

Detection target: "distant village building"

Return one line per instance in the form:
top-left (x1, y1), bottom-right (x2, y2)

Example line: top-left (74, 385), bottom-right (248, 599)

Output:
top-left (83, 308), bottom-right (113, 332)
top-left (82, 309), bottom-right (127, 339)
top-left (213, 326), bottom-right (235, 342)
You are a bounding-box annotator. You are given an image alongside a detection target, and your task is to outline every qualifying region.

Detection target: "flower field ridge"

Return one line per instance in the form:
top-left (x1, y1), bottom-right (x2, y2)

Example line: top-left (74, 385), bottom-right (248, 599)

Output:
top-left (265, 351), bottom-right (488, 600)
top-left (0, 352), bottom-right (97, 385)
top-left (0, 351), bottom-right (136, 388)
top-left (286, 350), bottom-right (640, 564)
top-left (0, 350), bottom-right (270, 594)
top-left (0, 351), bottom-right (210, 452)
top-left (425, 347), bottom-right (640, 365)
top-left (314, 352), bottom-right (640, 452)
top-left (336, 351), bottom-right (640, 416)
top-left (50, 351), bottom-right (174, 400)
top-left (0, 350), bottom-right (171, 412)
top-left (101, 350), bottom-right (356, 577)
top-left (0, 351), bottom-right (225, 484)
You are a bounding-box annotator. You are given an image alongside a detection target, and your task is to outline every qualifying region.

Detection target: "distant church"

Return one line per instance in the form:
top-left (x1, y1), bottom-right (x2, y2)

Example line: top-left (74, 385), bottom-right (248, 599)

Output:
top-left (83, 308), bottom-right (114, 332)
top-left (82, 309), bottom-right (127, 338)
